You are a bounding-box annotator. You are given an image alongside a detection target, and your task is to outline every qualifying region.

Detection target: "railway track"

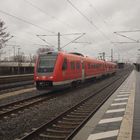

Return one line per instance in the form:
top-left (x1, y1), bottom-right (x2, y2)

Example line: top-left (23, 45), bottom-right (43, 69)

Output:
top-left (0, 74), bottom-right (118, 119)
top-left (16, 70), bottom-right (130, 140)
top-left (0, 91), bottom-right (58, 119)
top-left (0, 74), bottom-right (34, 91)
top-left (0, 74), bottom-right (33, 85)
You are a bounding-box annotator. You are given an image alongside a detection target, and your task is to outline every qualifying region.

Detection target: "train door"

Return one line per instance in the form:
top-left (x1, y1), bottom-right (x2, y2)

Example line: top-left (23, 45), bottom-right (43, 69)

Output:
top-left (82, 61), bottom-right (85, 81)
top-left (62, 57), bottom-right (68, 80)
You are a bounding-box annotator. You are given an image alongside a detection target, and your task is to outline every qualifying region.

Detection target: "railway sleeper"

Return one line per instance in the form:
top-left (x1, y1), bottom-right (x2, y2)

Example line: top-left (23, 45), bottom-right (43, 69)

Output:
top-left (51, 126), bottom-right (73, 131)
top-left (40, 133), bottom-right (66, 139)
top-left (46, 128), bottom-right (71, 134)
top-left (69, 114), bottom-right (87, 118)
top-left (76, 108), bottom-right (93, 112)
top-left (4, 106), bottom-right (14, 109)
top-left (14, 104), bottom-right (23, 107)
top-left (0, 111), bottom-right (5, 114)
top-left (58, 120), bottom-right (80, 125)
top-left (78, 104), bottom-right (95, 108)
top-left (46, 131), bottom-right (68, 137)
top-left (77, 105), bottom-right (92, 108)
top-left (78, 108), bottom-right (93, 111)
top-left (52, 124), bottom-right (76, 129)
top-left (66, 114), bottom-right (86, 118)
top-left (74, 110), bottom-right (91, 113)
top-left (2, 108), bottom-right (11, 111)
top-left (70, 111), bottom-right (89, 115)
top-left (63, 117), bottom-right (83, 121)
top-left (78, 104), bottom-right (94, 108)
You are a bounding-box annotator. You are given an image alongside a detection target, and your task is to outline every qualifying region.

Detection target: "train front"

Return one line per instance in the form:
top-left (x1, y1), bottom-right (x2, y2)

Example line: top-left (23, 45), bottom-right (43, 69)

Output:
top-left (34, 52), bottom-right (58, 90)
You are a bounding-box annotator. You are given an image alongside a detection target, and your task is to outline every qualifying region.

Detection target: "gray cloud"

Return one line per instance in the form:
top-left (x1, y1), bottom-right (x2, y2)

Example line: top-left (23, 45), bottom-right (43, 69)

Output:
top-left (0, 0), bottom-right (140, 62)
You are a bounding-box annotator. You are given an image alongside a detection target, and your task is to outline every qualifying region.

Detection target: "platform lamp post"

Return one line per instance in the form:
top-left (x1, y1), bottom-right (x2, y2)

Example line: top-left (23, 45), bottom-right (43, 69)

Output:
top-left (58, 32), bottom-right (61, 51)
top-left (18, 47), bottom-right (21, 74)
top-left (13, 46), bottom-right (16, 61)
top-left (99, 52), bottom-right (105, 61)
top-left (111, 49), bottom-right (113, 62)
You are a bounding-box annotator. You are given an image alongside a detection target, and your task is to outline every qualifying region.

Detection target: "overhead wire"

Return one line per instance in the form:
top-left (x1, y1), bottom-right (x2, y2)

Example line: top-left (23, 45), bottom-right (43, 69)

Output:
top-left (61, 33), bottom-right (85, 48)
top-left (67, 0), bottom-right (121, 54)
top-left (115, 30), bottom-right (140, 33)
top-left (36, 35), bottom-right (55, 47)
top-left (24, 0), bottom-right (85, 46)
top-left (0, 9), bottom-right (59, 48)
top-left (24, 0), bottom-right (77, 31)
top-left (67, 0), bottom-right (111, 41)
top-left (24, 0), bottom-right (93, 48)
top-left (86, 0), bottom-right (113, 36)
top-left (114, 32), bottom-right (138, 42)
top-left (36, 33), bottom-right (83, 36)
top-left (86, 0), bottom-right (110, 27)
top-left (88, 1), bottom-right (121, 46)
top-left (0, 9), bottom-right (55, 34)
top-left (1, 0), bottom-right (111, 50)
top-left (86, 0), bottom-right (120, 50)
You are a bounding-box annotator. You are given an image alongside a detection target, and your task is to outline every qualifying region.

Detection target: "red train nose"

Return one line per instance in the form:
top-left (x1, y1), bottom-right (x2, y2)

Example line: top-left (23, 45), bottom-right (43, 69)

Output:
top-left (35, 76), bottom-right (53, 81)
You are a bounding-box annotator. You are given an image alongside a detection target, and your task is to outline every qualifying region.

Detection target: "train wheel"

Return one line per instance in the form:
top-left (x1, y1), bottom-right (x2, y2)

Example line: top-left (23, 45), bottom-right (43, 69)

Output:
top-left (71, 81), bottom-right (81, 88)
top-left (36, 82), bottom-right (42, 90)
top-left (71, 81), bottom-right (77, 88)
top-left (36, 85), bottom-right (41, 90)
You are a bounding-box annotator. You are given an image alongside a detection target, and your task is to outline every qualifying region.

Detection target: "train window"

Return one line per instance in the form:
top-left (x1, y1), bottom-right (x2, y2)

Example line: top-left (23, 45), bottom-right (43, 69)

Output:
top-left (37, 54), bottom-right (57, 73)
top-left (88, 63), bottom-right (90, 69)
top-left (76, 62), bottom-right (80, 69)
top-left (94, 64), bottom-right (97, 68)
top-left (91, 64), bottom-right (93, 69)
top-left (62, 58), bottom-right (67, 70)
top-left (70, 61), bottom-right (75, 70)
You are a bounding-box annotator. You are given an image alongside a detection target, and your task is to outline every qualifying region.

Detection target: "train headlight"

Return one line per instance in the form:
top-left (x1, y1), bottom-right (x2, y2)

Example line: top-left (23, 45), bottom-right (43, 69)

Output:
top-left (36, 76), bottom-right (39, 79)
top-left (42, 76), bottom-right (46, 79)
top-left (49, 76), bottom-right (53, 79)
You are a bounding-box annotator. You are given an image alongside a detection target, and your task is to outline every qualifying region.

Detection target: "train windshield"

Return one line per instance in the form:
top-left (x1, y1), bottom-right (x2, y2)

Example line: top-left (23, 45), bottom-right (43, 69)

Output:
top-left (37, 54), bottom-right (57, 73)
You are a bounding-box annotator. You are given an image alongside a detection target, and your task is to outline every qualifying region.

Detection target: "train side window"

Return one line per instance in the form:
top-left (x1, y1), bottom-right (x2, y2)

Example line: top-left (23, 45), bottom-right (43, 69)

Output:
top-left (88, 63), bottom-right (90, 69)
top-left (62, 58), bottom-right (67, 70)
top-left (76, 62), bottom-right (80, 69)
top-left (70, 61), bottom-right (75, 70)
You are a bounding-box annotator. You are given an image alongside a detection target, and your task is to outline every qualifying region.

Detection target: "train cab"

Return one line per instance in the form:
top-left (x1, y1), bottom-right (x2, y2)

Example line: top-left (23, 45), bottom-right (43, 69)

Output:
top-left (34, 51), bottom-right (58, 89)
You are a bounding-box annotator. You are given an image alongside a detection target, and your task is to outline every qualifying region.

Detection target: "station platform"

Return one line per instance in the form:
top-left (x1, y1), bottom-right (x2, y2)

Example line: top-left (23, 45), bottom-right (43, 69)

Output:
top-left (73, 70), bottom-right (140, 140)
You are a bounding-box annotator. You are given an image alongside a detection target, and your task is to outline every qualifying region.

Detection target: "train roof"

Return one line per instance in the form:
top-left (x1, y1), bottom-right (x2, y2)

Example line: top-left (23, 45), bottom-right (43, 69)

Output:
top-left (38, 51), bottom-right (116, 65)
top-left (69, 52), bottom-right (84, 57)
top-left (85, 56), bottom-right (105, 62)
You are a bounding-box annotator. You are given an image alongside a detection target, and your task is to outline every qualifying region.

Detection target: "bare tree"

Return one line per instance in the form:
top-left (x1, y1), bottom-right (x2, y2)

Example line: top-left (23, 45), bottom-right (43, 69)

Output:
top-left (0, 19), bottom-right (10, 50)
top-left (29, 54), bottom-right (36, 63)
top-left (14, 52), bottom-right (26, 62)
top-left (36, 47), bottom-right (53, 54)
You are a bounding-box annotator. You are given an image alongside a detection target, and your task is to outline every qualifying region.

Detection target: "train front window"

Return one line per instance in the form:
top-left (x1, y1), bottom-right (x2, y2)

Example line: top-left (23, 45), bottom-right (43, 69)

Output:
top-left (37, 54), bottom-right (57, 73)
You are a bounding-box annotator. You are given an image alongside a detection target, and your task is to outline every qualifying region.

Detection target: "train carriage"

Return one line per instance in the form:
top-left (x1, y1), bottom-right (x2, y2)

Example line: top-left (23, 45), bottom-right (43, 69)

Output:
top-left (34, 51), bottom-right (117, 90)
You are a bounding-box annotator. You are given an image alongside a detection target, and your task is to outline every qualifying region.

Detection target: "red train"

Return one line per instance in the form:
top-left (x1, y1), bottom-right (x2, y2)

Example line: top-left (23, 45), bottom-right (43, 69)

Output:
top-left (34, 51), bottom-right (117, 90)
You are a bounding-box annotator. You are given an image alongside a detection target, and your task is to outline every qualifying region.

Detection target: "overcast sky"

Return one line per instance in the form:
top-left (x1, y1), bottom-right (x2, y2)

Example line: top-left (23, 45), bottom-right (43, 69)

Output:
top-left (0, 0), bottom-right (140, 62)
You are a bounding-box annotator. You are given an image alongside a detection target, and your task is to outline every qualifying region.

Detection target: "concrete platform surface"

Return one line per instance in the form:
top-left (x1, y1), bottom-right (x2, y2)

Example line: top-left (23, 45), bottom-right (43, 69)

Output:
top-left (73, 70), bottom-right (139, 140)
